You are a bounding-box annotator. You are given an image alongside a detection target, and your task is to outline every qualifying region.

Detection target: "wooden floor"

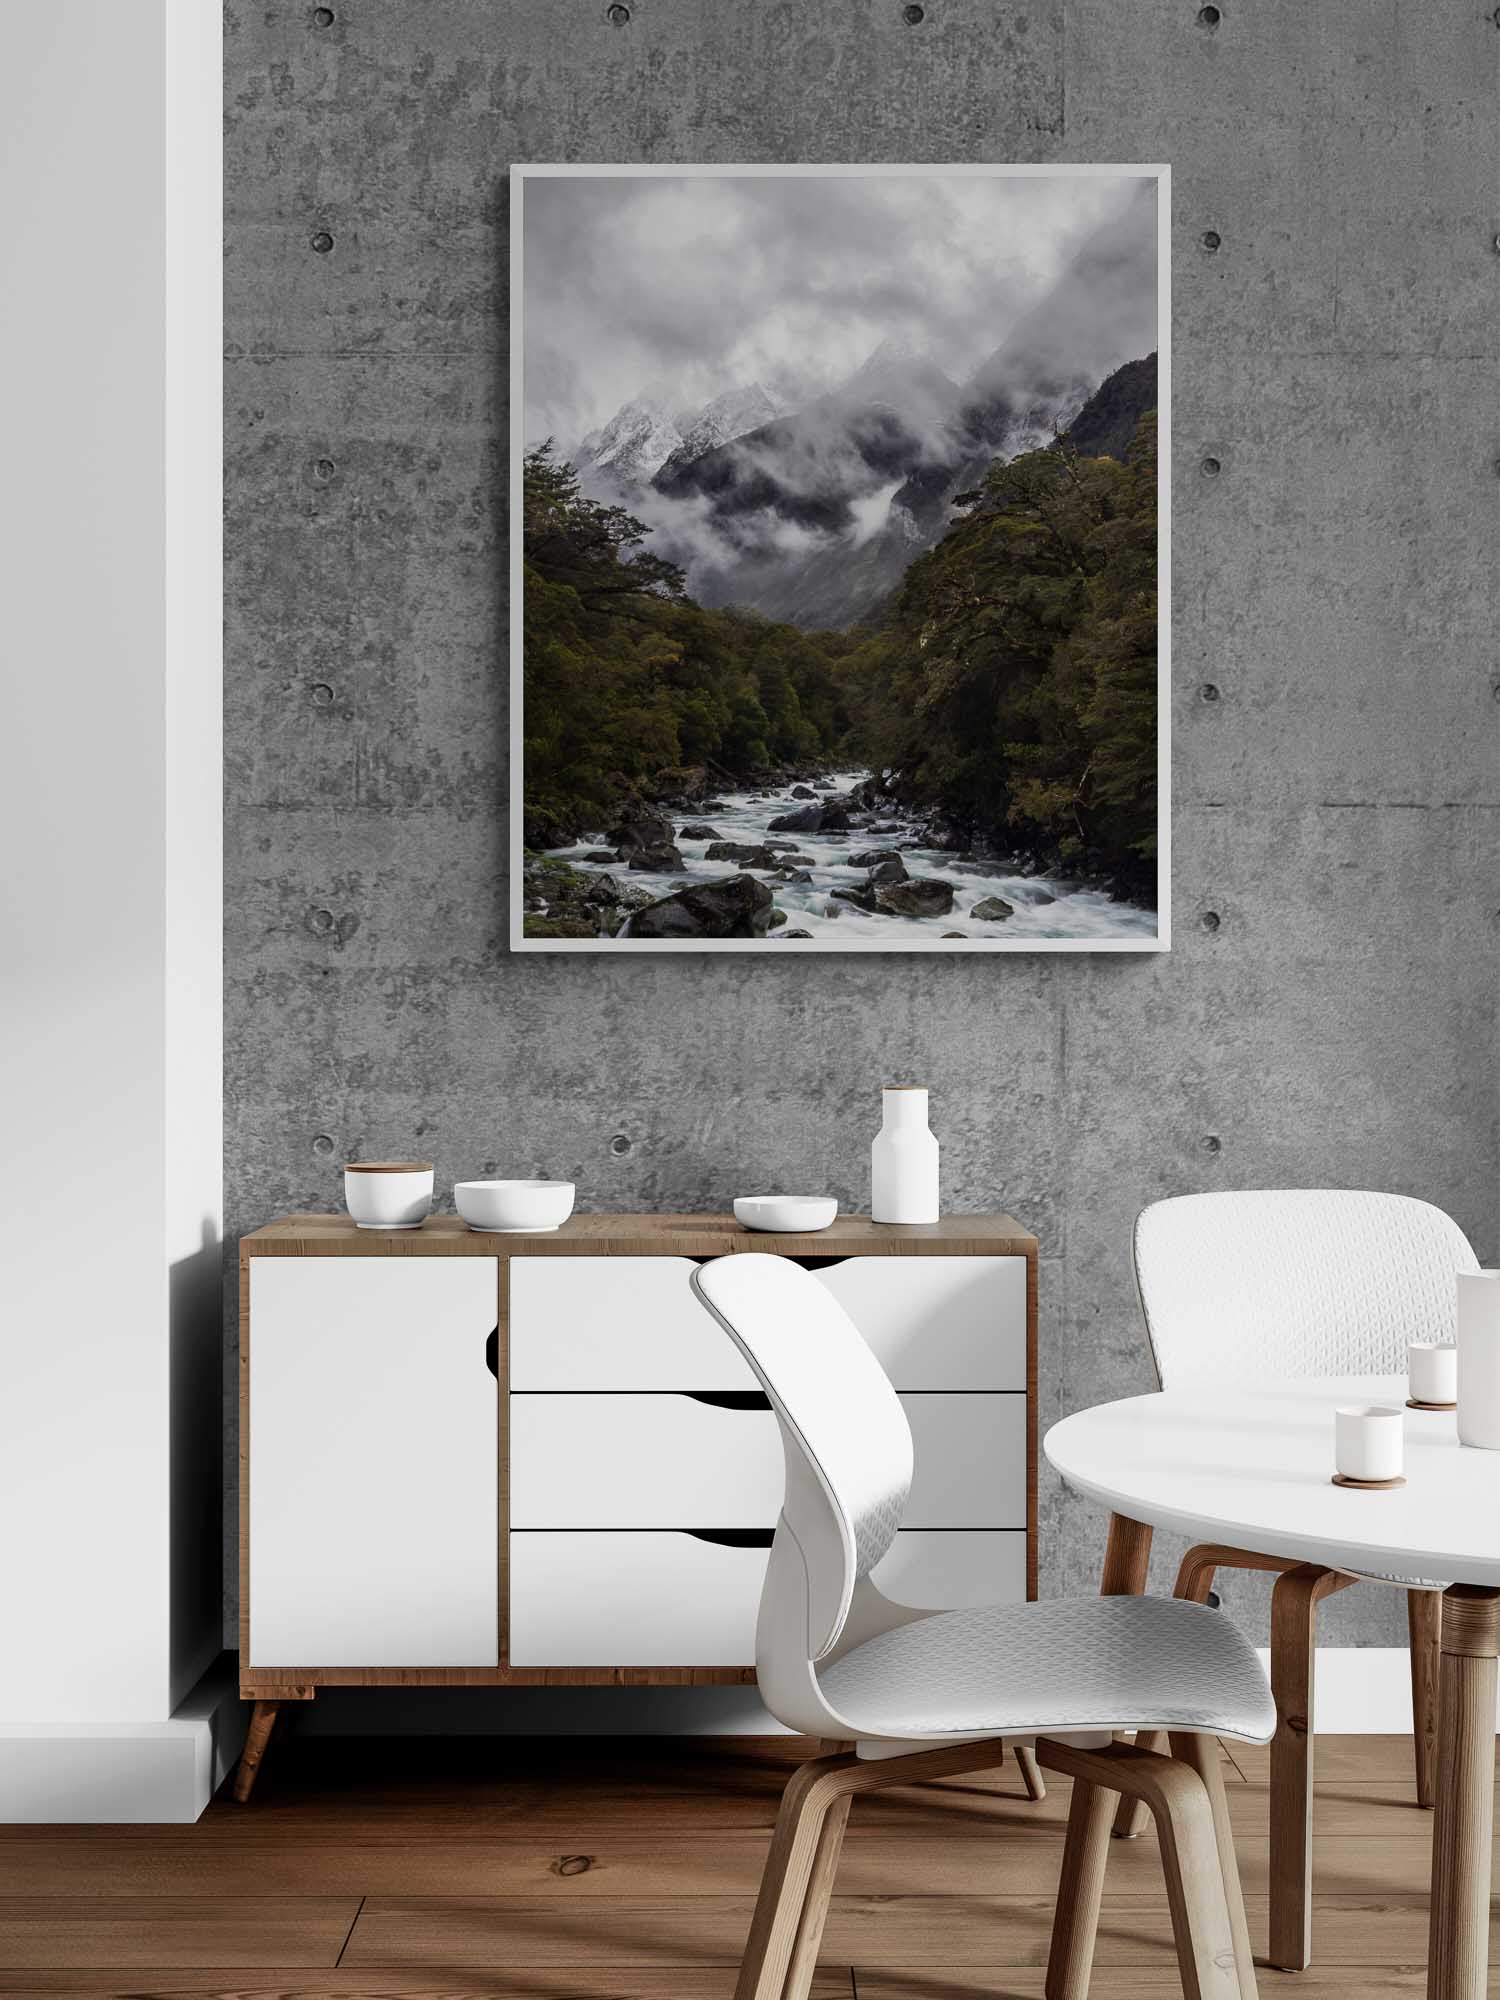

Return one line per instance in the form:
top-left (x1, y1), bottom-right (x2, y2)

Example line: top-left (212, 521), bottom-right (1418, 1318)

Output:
top-left (0, 1732), bottom-right (1487, 1997)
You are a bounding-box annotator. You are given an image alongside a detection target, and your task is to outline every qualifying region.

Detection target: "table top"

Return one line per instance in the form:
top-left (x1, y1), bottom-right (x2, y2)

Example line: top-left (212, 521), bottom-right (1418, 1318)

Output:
top-left (1045, 1376), bottom-right (1500, 1587)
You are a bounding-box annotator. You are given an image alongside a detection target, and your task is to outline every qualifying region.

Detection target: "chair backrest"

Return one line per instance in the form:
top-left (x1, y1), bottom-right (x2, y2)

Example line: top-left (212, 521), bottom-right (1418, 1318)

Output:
top-left (690, 1252), bottom-right (913, 1664)
top-left (1135, 1189), bottom-right (1479, 1389)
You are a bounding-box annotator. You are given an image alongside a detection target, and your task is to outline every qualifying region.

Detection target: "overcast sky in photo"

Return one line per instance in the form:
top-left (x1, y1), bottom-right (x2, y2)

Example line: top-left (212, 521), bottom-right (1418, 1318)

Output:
top-left (521, 170), bottom-right (1158, 450)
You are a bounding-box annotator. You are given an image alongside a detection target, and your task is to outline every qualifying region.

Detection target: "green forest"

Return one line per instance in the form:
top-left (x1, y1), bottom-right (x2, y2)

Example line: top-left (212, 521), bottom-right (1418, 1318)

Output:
top-left (522, 408), bottom-right (1158, 898)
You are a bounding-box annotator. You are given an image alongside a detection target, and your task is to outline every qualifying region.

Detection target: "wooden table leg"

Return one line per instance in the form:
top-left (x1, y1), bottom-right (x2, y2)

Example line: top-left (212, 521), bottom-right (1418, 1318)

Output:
top-left (1426, 1585), bottom-right (1500, 2000)
top-left (1100, 1512), bottom-right (1153, 1597)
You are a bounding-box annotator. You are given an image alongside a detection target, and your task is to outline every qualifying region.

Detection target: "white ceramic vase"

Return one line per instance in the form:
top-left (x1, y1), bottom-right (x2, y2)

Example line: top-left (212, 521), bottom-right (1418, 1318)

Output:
top-left (870, 1085), bottom-right (939, 1225)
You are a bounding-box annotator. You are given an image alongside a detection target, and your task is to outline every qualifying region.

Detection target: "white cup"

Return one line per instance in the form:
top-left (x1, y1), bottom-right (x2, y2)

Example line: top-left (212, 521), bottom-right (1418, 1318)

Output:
top-left (344, 1161), bottom-right (434, 1229)
top-left (1334, 1404), bottom-right (1404, 1483)
top-left (1408, 1341), bottom-right (1457, 1407)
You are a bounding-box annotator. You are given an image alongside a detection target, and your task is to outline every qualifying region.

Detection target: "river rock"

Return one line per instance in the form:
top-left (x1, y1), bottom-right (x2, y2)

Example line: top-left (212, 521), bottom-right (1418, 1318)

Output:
top-left (921, 816), bottom-right (970, 853)
top-left (867, 857), bottom-right (909, 886)
top-left (830, 884), bottom-right (880, 912)
top-left (609, 814), bottom-right (675, 852)
top-left (628, 843), bottom-right (687, 872)
top-left (972, 896), bottom-right (1015, 921)
top-left (767, 802), bottom-right (849, 834)
top-left (700, 798), bottom-right (730, 812)
top-left (581, 849), bottom-right (619, 864)
top-left (677, 823), bottom-right (723, 842)
top-left (812, 778), bottom-right (835, 790)
top-left (624, 873), bottom-right (774, 939)
top-left (704, 840), bottom-right (778, 867)
top-left (941, 931), bottom-right (967, 939)
top-left (773, 866), bottom-right (813, 883)
top-left (770, 908), bottom-right (789, 929)
top-left (876, 877), bottom-right (955, 918)
top-left (779, 928), bottom-right (814, 938)
top-left (846, 847), bottom-right (902, 869)
top-left (1029, 889), bottom-right (1057, 906)
top-left (790, 784), bottom-right (816, 799)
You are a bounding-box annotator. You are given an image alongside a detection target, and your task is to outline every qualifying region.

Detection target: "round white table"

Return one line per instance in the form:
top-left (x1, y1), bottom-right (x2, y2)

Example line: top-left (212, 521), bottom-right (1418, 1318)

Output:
top-left (1046, 1376), bottom-right (1500, 2000)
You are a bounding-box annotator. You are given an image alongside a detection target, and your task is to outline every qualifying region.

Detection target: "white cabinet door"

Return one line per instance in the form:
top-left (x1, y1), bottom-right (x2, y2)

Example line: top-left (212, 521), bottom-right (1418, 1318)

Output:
top-left (815, 1255), bottom-right (1027, 1388)
top-left (509, 1256), bottom-right (756, 1390)
top-left (249, 1256), bottom-right (499, 1667)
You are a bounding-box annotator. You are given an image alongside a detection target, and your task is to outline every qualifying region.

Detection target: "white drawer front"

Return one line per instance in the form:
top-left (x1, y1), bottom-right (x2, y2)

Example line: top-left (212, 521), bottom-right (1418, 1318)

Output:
top-left (508, 1256), bottom-right (756, 1390)
top-left (509, 1392), bottom-right (1025, 1529)
top-left (250, 1256), bottom-right (499, 1667)
top-left (508, 1527), bottom-right (1027, 1666)
top-left (508, 1530), bottom-right (766, 1666)
top-left (815, 1254), bottom-right (1027, 1389)
top-left (871, 1530), bottom-right (1027, 1610)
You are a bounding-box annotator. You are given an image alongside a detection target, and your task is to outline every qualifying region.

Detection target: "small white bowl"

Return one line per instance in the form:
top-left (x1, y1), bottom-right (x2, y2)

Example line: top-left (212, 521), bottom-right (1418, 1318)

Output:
top-left (454, 1179), bottom-right (576, 1233)
top-left (344, 1162), bottom-right (434, 1230)
top-left (733, 1196), bottom-right (838, 1234)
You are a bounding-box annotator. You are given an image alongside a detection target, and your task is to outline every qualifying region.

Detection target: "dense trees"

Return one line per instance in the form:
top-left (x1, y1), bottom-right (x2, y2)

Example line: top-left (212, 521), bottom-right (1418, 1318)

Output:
top-left (521, 445), bottom-right (853, 841)
top-left (840, 414), bottom-right (1159, 895)
top-left (521, 413), bottom-right (1159, 901)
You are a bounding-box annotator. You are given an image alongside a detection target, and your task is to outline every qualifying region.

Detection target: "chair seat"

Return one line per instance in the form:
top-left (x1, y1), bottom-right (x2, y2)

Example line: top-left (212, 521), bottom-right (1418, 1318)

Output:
top-left (817, 1593), bottom-right (1277, 1745)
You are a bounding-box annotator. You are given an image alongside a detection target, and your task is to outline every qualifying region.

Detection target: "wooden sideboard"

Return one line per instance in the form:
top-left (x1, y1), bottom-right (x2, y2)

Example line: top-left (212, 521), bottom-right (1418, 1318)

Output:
top-left (235, 1211), bottom-right (1037, 1797)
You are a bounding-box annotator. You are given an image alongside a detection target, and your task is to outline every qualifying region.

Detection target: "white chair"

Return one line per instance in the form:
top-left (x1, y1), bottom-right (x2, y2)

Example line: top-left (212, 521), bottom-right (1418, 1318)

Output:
top-left (693, 1252), bottom-right (1275, 2000)
top-left (1117, 1188), bottom-right (1480, 1971)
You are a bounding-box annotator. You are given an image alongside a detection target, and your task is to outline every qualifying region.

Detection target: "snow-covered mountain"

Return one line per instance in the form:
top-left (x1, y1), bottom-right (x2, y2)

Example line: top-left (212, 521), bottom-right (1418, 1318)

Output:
top-left (656, 383), bottom-right (780, 484)
top-left (573, 398), bottom-right (683, 489)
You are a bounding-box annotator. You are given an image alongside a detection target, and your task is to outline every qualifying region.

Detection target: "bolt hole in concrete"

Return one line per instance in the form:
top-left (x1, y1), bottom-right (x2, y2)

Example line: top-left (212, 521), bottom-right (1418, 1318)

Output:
top-left (312, 458), bottom-right (336, 482)
top-left (1197, 4), bottom-right (1221, 23)
top-left (312, 1134), bottom-right (336, 1156)
top-left (1203, 1135), bottom-right (1223, 1154)
top-left (1200, 455), bottom-right (1221, 477)
top-left (308, 908), bottom-right (335, 935)
top-left (1199, 682), bottom-right (1221, 702)
top-left (1201, 910), bottom-right (1221, 933)
top-left (611, 1134), bottom-right (632, 1155)
top-left (1200, 229), bottom-right (1221, 252)
top-left (310, 230), bottom-right (334, 253)
top-left (310, 5), bottom-right (335, 24)
top-left (606, 2), bottom-right (630, 22)
top-left (902, 3), bottom-right (925, 21)
top-left (310, 683), bottom-right (335, 706)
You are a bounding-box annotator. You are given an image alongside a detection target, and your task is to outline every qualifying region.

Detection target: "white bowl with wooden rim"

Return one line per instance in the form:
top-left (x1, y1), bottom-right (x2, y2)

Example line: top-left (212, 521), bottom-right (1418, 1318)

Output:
top-left (344, 1161), bottom-right (434, 1230)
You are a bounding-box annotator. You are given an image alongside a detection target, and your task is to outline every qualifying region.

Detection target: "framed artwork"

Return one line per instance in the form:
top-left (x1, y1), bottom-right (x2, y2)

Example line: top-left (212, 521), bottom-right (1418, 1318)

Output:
top-left (510, 163), bottom-right (1169, 952)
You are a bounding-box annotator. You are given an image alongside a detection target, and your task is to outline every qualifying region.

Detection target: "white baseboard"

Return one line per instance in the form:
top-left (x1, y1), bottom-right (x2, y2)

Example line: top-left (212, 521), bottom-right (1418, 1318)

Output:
top-left (0, 1655), bottom-right (245, 1823)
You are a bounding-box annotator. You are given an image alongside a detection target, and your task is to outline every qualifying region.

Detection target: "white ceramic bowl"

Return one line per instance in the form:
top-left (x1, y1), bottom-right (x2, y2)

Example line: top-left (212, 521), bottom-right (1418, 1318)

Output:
top-left (344, 1162), bottom-right (433, 1230)
top-left (733, 1196), bottom-right (838, 1234)
top-left (455, 1179), bottom-right (576, 1233)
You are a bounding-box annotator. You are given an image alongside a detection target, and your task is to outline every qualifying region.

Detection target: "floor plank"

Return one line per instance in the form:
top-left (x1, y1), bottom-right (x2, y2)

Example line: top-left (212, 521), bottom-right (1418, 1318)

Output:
top-left (0, 1901), bottom-right (360, 1971)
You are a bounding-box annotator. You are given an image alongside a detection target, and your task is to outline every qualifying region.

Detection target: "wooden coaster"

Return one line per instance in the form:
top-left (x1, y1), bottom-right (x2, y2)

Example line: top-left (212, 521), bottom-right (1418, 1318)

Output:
top-left (1332, 1472), bottom-right (1407, 1490)
top-left (1406, 1397), bottom-right (1456, 1412)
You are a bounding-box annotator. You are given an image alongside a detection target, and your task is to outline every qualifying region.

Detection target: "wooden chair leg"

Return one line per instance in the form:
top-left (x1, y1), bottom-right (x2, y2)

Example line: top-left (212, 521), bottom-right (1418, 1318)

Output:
top-left (231, 1700), bottom-right (282, 1804)
top-left (1171, 1732), bottom-right (1257, 1999)
top-left (1116, 1544), bottom-right (1223, 1840)
top-left (1044, 1773), bottom-right (1118, 2000)
top-left (781, 1791), bottom-right (852, 2000)
top-left (1268, 1563), bottom-right (1352, 1972)
top-left (1040, 1737), bottom-right (1243, 2000)
top-left (1408, 1588), bottom-right (1441, 1811)
top-left (1014, 1743), bottom-right (1046, 1801)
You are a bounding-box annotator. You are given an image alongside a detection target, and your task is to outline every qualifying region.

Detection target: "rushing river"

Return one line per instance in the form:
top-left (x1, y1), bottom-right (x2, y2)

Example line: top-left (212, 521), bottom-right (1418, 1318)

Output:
top-left (552, 769), bottom-right (1157, 942)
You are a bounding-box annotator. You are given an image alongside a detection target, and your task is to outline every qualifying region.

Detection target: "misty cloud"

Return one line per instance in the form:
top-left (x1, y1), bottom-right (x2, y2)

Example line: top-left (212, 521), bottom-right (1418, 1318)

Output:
top-left (521, 169), bottom-right (1157, 453)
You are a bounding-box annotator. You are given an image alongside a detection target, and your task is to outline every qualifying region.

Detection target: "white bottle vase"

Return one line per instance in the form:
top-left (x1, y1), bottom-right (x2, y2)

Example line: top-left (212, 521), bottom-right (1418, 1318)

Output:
top-left (871, 1085), bottom-right (940, 1224)
top-left (1457, 1270), bottom-right (1500, 1449)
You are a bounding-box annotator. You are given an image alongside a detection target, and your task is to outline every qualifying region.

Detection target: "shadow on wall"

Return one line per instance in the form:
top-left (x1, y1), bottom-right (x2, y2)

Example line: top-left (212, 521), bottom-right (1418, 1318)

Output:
top-left (170, 1224), bottom-right (224, 1710)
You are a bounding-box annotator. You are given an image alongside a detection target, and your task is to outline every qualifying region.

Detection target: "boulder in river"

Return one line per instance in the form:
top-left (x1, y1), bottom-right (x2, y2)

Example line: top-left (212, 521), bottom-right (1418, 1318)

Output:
top-left (972, 896), bottom-right (1015, 921)
top-left (767, 802), bottom-right (849, 834)
top-left (812, 779), bottom-right (835, 790)
top-left (830, 884), bottom-right (880, 913)
top-left (846, 847), bottom-right (902, 868)
top-left (773, 867), bottom-right (813, 884)
top-left (609, 814), bottom-right (675, 852)
top-left (705, 840), bottom-right (779, 867)
top-left (876, 877), bottom-right (955, 918)
top-left (867, 856), bottom-right (909, 886)
top-left (1029, 889), bottom-right (1057, 906)
top-left (624, 873), bottom-right (775, 939)
top-left (700, 798), bottom-right (730, 812)
top-left (790, 784), bottom-right (816, 799)
top-left (677, 823), bottom-right (723, 842)
top-left (628, 843), bottom-right (687, 872)
top-left (581, 849), bottom-right (619, 864)
top-left (769, 907), bottom-right (789, 929)
top-left (779, 929), bottom-right (815, 938)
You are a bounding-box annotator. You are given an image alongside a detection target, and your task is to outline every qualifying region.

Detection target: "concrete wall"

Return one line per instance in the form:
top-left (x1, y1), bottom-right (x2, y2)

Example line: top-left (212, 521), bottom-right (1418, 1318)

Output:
top-left (0, 0), bottom-right (230, 1815)
top-left (224, 1), bottom-right (1499, 1653)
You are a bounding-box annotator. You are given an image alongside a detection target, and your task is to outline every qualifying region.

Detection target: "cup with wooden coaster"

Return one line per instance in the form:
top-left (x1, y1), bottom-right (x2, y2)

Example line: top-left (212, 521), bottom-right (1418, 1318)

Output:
top-left (1332, 1403), bottom-right (1405, 1490)
top-left (1407, 1339), bottom-right (1457, 1412)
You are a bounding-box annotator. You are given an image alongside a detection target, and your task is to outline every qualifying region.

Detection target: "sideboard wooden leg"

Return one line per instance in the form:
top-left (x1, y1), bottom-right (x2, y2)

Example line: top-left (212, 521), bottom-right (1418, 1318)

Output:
top-left (1427, 1586), bottom-right (1500, 2000)
top-left (232, 1700), bottom-right (283, 1804)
